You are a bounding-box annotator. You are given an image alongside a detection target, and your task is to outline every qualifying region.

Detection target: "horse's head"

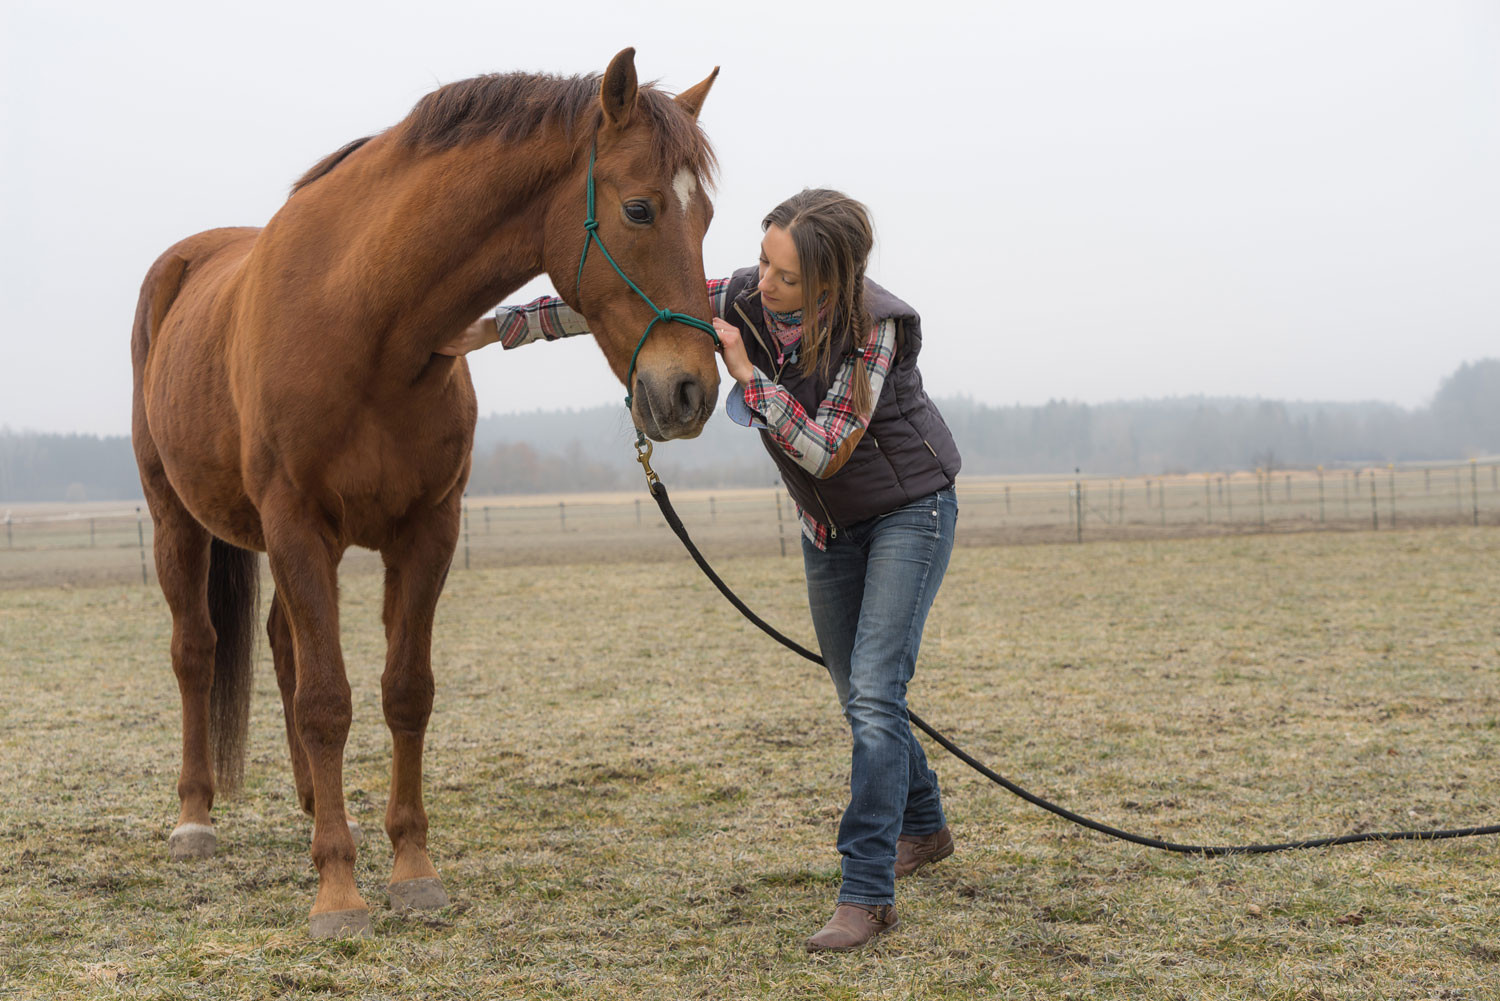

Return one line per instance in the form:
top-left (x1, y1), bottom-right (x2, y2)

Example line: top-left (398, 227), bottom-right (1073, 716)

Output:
top-left (543, 48), bottom-right (721, 442)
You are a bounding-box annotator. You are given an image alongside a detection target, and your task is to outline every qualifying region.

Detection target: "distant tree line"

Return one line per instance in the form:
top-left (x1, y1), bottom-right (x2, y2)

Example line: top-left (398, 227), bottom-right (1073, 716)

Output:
top-left (5, 360), bottom-right (1497, 502)
top-left (0, 431), bottom-right (143, 504)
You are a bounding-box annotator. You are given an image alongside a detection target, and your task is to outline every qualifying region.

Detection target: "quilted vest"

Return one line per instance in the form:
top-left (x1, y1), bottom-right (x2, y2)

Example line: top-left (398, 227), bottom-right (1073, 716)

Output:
top-left (722, 265), bottom-right (961, 532)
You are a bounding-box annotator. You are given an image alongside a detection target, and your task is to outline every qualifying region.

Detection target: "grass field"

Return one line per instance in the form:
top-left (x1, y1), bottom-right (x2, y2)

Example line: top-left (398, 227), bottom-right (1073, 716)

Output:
top-left (1, 524), bottom-right (1498, 999)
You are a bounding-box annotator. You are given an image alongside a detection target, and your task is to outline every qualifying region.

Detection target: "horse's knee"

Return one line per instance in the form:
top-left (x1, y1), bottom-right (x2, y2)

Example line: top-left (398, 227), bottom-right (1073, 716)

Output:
top-left (381, 671), bottom-right (434, 732)
top-left (293, 687), bottom-right (352, 755)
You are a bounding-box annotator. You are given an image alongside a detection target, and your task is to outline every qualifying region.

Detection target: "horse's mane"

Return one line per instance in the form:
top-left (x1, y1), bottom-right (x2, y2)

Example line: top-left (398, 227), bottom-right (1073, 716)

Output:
top-left (291, 72), bottom-right (716, 195)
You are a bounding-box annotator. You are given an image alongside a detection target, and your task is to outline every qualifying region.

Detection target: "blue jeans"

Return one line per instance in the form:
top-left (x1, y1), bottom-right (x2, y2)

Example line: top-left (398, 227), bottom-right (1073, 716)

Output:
top-left (802, 486), bottom-right (957, 906)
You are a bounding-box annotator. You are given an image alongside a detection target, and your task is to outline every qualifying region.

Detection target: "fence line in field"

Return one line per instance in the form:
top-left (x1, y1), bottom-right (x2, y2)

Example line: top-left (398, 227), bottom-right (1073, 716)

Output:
top-left (4, 460), bottom-right (1498, 588)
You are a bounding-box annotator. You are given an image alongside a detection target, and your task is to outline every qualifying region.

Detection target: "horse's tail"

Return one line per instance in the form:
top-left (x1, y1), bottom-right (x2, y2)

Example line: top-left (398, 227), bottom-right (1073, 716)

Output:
top-left (208, 538), bottom-right (259, 794)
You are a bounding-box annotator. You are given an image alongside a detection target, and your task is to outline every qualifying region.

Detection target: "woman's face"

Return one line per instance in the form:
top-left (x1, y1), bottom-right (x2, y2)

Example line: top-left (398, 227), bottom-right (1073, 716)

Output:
top-left (757, 224), bottom-right (807, 313)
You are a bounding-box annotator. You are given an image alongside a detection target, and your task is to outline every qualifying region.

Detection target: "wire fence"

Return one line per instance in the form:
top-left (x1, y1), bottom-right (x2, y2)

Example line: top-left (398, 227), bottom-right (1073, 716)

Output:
top-left (4, 460), bottom-right (1498, 590)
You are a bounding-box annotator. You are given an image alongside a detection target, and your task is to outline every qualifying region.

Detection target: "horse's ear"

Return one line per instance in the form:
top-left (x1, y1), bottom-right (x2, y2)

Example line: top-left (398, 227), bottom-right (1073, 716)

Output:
top-left (600, 47), bottom-right (639, 130)
top-left (674, 67), bottom-right (719, 121)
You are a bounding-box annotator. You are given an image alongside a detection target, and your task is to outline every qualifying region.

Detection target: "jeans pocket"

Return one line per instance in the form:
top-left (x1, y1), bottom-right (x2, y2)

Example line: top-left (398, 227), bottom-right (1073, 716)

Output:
top-left (875, 493), bottom-right (944, 540)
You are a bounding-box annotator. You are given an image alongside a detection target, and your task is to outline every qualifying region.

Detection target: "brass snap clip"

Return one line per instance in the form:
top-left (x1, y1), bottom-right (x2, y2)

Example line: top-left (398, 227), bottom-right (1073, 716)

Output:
top-left (634, 432), bottom-right (659, 488)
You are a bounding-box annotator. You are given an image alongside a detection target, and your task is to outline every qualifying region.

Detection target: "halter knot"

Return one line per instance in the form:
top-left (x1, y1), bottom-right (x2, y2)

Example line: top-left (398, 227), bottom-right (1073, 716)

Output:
top-left (656, 308), bottom-right (674, 324)
top-left (583, 219), bottom-right (599, 232)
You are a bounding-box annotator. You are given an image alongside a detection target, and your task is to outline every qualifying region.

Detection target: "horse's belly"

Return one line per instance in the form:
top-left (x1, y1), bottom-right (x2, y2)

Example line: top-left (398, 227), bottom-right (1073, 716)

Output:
top-left (153, 430), bottom-right (266, 551)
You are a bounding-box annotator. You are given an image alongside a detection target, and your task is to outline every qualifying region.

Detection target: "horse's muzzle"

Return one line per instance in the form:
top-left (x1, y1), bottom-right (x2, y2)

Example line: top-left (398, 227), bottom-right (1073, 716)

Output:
top-left (634, 371), bottom-right (717, 441)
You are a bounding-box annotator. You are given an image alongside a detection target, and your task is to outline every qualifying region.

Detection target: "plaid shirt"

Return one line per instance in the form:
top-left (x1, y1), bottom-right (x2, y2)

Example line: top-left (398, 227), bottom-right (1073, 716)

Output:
top-left (494, 281), bottom-right (898, 549)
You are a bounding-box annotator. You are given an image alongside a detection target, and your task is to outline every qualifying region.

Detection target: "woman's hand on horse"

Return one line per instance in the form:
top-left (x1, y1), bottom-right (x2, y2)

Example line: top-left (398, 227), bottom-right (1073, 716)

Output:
top-left (435, 317), bottom-right (499, 357)
top-left (713, 318), bottom-right (753, 384)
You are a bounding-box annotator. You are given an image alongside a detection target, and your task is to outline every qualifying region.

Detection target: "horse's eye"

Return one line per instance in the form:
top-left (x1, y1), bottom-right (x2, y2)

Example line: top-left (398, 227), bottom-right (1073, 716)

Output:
top-left (624, 200), bottom-right (655, 225)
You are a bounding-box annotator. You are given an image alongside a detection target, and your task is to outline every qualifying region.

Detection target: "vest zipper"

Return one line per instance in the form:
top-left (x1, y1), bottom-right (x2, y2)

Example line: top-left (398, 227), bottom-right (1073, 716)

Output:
top-left (809, 483), bottom-right (840, 539)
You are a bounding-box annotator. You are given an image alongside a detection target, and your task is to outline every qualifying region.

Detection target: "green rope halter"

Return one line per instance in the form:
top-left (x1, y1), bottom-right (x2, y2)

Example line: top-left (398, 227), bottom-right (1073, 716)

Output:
top-left (574, 141), bottom-right (721, 417)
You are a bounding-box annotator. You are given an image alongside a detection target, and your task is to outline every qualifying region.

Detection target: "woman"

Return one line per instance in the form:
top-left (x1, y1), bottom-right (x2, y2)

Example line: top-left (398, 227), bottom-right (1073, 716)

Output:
top-left (442, 190), bottom-right (961, 953)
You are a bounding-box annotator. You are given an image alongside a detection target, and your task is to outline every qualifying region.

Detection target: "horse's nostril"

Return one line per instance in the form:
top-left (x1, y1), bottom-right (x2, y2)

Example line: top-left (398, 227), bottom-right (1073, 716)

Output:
top-left (676, 378), bottom-right (703, 422)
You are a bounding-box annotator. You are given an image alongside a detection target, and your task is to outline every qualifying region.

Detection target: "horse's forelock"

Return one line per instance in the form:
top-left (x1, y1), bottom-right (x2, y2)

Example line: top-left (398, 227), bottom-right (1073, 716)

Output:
top-left (633, 84), bottom-right (718, 192)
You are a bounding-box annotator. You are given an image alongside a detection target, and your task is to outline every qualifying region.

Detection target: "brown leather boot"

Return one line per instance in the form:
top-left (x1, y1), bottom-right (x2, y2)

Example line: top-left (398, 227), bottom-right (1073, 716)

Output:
top-left (895, 825), bottom-right (953, 878)
top-left (805, 903), bottom-right (900, 952)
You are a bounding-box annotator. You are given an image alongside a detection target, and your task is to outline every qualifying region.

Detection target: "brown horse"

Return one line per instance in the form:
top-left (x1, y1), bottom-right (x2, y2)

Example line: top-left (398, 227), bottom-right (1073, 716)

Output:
top-left (130, 48), bottom-right (719, 938)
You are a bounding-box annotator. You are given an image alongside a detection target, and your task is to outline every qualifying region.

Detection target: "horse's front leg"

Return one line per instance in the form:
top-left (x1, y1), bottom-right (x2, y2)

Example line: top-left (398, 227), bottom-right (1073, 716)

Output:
top-left (378, 491), bottom-right (462, 914)
top-left (263, 501), bottom-right (368, 939)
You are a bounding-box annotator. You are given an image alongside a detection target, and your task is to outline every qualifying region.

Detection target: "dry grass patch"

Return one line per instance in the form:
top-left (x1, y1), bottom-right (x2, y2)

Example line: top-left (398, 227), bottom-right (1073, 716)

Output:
top-left (0, 527), bottom-right (1497, 999)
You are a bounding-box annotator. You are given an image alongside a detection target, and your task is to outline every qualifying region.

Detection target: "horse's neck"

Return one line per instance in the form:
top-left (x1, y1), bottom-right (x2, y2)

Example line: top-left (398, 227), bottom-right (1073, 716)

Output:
top-left (262, 131), bottom-right (575, 359)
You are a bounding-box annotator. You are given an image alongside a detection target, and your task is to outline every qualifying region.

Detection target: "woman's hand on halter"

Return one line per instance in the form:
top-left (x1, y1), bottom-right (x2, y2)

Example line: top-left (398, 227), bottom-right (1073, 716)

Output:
top-left (712, 318), bottom-right (753, 384)
top-left (435, 317), bottom-right (499, 357)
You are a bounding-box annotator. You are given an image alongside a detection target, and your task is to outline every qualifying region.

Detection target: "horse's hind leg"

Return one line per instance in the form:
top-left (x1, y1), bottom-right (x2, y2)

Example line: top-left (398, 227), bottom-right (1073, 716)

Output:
top-left (268, 596), bottom-right (314, 815)
top-left (262, 498), bottom-right (368, 938)
top-left (138, 469), bottom-right (219, 860)
top-left (379, 492), bottom-right (462, 914)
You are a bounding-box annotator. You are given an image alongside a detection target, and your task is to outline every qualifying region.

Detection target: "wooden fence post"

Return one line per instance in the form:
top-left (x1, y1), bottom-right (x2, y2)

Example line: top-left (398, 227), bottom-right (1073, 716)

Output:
top-left (1387, 465), bottom-right (1396, 527)
top-left (1473, 459), bottom-right (1481, 527)
top-left (1074, 469), bottom-right (1083, 543)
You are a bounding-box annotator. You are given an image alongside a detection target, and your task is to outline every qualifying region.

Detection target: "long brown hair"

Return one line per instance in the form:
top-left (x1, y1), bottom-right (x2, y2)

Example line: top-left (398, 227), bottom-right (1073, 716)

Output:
top-left (762, 189), bottom-right (875, 418)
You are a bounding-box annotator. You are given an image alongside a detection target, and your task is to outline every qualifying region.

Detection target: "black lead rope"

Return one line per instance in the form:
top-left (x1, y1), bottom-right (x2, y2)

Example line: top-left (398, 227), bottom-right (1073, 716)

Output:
top-left (647, 479), bottom-right (1500, 856)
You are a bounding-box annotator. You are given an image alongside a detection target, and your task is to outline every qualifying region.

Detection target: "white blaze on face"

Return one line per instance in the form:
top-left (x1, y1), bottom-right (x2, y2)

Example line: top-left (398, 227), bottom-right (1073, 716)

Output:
top-left (672, 169), bottom-right (697, 212)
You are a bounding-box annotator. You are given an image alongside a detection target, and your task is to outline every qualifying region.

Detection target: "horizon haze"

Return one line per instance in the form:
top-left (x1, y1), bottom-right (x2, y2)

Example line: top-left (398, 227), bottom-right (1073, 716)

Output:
top-left (3, 0), bottom-right (1497, 435)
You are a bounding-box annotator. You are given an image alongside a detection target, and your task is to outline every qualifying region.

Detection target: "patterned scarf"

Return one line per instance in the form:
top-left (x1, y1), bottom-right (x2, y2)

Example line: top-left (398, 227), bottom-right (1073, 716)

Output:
top-left (762, 293), bottom-right (830, 367)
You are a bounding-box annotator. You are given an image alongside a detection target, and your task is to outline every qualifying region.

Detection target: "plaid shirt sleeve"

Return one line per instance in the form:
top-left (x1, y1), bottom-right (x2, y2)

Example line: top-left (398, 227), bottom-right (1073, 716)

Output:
top-left (496, 280), bottom-right (732, 349)
top-left (706, 277), bottom-right (731, 319)
top-left (493, 296), bottom-right (592, 349)
top-left (741, 318), bottom-right (898, 479)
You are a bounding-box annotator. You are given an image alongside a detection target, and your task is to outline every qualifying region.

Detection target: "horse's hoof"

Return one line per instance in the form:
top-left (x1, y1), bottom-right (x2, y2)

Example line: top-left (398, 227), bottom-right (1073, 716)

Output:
top-left (347, 819), bottom-right (363, 847)
top-left (168, 823), bottom-right (216, 860)
top-left (309, 908), bottom-right (372, 939)
top-left (388, 877), bottom-right (449, 913)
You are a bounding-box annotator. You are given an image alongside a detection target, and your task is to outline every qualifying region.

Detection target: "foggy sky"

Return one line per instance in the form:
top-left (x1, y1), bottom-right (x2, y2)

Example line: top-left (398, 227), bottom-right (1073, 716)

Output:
top-left (3, 0), bottom-right (1496, 435)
